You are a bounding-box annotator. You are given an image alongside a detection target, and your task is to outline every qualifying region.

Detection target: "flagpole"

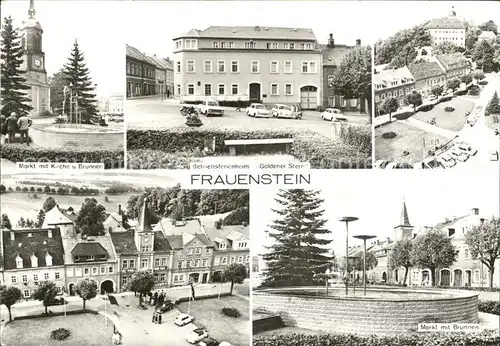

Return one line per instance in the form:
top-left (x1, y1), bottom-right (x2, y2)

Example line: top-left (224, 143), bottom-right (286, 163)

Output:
top-left (105, 294), bottom-right (108, 326)
top-left (188, 295), bottom-right (191, 315)
top-left (218, 281), bottom-right (222, 299)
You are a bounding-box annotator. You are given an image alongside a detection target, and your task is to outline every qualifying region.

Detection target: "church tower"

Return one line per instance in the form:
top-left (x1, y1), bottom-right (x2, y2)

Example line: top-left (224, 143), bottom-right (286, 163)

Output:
top-left (394, 199), bottom-right (414, 242)
top-left (19, 0), bottom-right (50, 116)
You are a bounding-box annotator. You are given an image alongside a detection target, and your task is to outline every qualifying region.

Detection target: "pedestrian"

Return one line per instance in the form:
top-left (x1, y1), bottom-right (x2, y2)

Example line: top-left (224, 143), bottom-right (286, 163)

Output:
top-left (158, 313), bottom-right (162, 324)
top-left (6, 112), bottom-right (18, 144)
top-left (154, 291), bottom-right (158, 304)
top-left (166, 89), bottom-right (170, 99)
top-left (17, 113), bottom-right (32, 145)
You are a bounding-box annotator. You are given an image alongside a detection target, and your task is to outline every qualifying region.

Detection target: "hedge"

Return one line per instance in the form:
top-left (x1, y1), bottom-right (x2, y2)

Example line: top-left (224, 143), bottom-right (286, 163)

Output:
top-left (127, 149), bottom-right (200, 169)
top-left (176, 292), bottom-right (231, 303)
top-left (478, 300), bottom-right (500, 315)
top-left (435, 286), bottom-right (500, 292)
top-left (253, 330), bottom-right (500, 346)
top-left (14, 309), bottom-right (100, 321)
top-left (0, 145), bottom-right (124, 169)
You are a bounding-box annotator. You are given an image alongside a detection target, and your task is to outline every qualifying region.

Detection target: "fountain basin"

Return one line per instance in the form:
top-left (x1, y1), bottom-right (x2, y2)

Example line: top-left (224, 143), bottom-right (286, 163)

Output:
top-left (30, 124), bottom-right (124, 149)
top-left (253, 287), bottom-right (479, 335)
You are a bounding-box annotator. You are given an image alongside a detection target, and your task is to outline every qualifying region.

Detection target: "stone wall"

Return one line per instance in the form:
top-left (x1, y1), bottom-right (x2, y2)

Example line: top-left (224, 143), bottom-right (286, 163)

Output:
top-left (30, 126), bottom-right (124, 149)
top-left (253, 290), bottom-right (479, 335)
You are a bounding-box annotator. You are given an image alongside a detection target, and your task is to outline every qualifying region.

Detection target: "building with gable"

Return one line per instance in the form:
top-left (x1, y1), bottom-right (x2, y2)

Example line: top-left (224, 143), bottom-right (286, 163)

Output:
top-left (173, 25), bottom-right (322, 109)
top-left (42, 205), bottom-right (77, 238)
top-left (1, 227), bottom-right (65, 300)
top-left (104, 204), bottom-right (126, 233)
top-left (110, 230), bottom-right (138, 291)
top-left (407, 62), bottom-right (446, 98)
top-left (321, 34), bottom-right (366, 113)
top-left (126, 44), bottom-right (156, 98)
top-left (426, 6), bottom-right (466, 48)
top-left (432, 52), bottom-right (471, 80)
top-left (478, 31), bottom-right (497, 43)
top-left (373, 66), bottom-right (415, 108)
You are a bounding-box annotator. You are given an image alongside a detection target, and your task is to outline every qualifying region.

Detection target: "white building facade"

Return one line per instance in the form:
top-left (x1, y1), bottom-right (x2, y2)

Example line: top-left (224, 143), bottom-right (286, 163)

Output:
top-left (427, 7), bottom-right (466, 48)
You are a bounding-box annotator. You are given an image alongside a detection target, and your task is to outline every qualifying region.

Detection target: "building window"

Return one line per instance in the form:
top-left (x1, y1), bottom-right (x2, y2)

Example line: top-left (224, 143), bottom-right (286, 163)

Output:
top-left (290, 43), bottom-right (295, 49)
top-left (231, 60), bottom-right (239, 73)
top-left (55, 272), bottom-right (60, 280)
top-left (195, 248), bottom-right (202, 255)
top-left (108, 266), bottom-right (114, 274)
top-left (230, 257), bottom-right (236, 264)
top-left (464, 248), bottom-right (469, 260)
top-left (160, 273), bottom-right (165, 281)
top-left (161, 258), bottom-right (167, 266)
top-left (188, 84), bottom-right (195, 95)
top-left (100, 267), bottom-right (105, 274)
top-left (283, 43), bottom-right (289, 49)
top-left (251, 61), bottom-right (259, 73)
top-left (222, 257), bottom-right (228, 264)
top-left (176, 62), bottom-right (181, 73)
top-left (185, 39), bottom-right (197, 49)
top-left (175, 40), bottom-right (182, 49)
top-left (306, 43), bottom-right (312, 50)
top-left (92, 267), bottom-right (98, 275)
top-left (238, 256), bottom-right (244, 263)
top-left (188, 248), bottom-right (194, 255)
top-left (84, 268), bottom-right (90, 276)
top-left (155, 258), bottom-right (160, 267)
top-left (229, 42), bottom-right (235, 48)
top-left (16, 257), bottom-right (23, 269)
top-left (23, 289), bottom-right (30, 298)
top-left (195, 260), bottom-right (200, 267)
top-left (270, 61), bottom-right (278, 74)
top-left (204, 84), bottom-right (212, 96)
top-left (246, 255), bottom-right (250, 263)
top-left (187, 261), bottom-right (191, 268)
top-left (220, 42), bottom-right (226, 48)
top-left (231, 84), bottom-right (238, 95)
top-left (285, 84), bottom-right (292, 95)
top-left (300, 43), bottom-right (305, 49)
top-left (217, 60), bottom-right (226, 73)
top-left (186, 60), bottom-right (195, 73)
top-left (270, 83), bottom-right (278, 95)
top-left (350, 99), bottom-right (357, 107)
top-left (245, 41), bottom-right (256, 49)
top-left (74, 268), bottom-right (81, 277)
top-left (214, 257), bottom-right (220, 266)
top-left (204, 60), bottom-right (212, 73)
top-left (219, 243), bottom-right (227, 250)
top-left (213, 41), bottom-right (219, 48)
top-left (340, 96), bottom-right (347, 107)
top-left (176, 85), bottom-right (181, 95)
top-left (141, 259), bottom-right (148, 268)
top-left (399, 89), bottom-right (403, 96)
top-left (284, 61), bottom-right (292, 74)
top-left (202, 259), bottom-right (208, 267)
top-left (122, 260), bottom-right (128, 269)
top-left (177, 261), bottom-right (183, 269)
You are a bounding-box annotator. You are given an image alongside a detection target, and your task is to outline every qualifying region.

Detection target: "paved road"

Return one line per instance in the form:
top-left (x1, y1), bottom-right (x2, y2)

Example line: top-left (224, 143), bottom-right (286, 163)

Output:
top-left (126, 97), bottom-right (369, 137)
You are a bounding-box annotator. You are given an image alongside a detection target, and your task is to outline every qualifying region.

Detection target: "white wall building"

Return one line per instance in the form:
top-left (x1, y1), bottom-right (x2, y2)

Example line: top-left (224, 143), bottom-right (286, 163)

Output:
top-left (426, 6), bottom-right (466, 48)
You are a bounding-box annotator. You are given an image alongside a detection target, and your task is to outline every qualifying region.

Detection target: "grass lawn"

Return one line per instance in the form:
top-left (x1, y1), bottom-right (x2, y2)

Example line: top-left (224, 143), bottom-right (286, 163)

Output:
top-left (2, 313), bottom-right (114, 346)
top-left (486, 113), bottom-right (500, 132)
top-left (177, 296), bottom-right (249, 346)
top-left (255, 326), bottom-right (320, 338)
top-left (413, 97), bottom-right (474, 132)
top-left (375, 121), bottom-right (448, 164)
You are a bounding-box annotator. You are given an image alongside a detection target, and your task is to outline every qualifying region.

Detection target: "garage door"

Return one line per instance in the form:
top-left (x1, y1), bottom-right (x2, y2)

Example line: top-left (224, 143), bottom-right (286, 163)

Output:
top-left (300, 86), bottom-right (317, 110)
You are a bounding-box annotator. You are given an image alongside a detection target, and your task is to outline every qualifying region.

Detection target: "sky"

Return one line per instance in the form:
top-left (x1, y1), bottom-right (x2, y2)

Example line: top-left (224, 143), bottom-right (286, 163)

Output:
top-left (1, 0), bottom-right (125, 98)
top-left (122, 1), bottom-right (499, 59)
top-left (251, 169), bottom-right (500, 257)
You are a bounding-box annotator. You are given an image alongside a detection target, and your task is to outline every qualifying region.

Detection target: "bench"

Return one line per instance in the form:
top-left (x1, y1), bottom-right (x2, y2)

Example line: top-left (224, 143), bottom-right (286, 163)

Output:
top-left (224, 138), bottom-right (294, 156)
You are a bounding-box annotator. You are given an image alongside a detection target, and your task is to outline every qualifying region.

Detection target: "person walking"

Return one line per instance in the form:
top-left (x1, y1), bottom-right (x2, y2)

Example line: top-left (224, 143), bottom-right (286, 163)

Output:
top-left (17, 113), bottom-right (32, 145)
top-left (166, 89), bottom-right (170, 99)
top-left (6, 112), bottom-right (18, 144)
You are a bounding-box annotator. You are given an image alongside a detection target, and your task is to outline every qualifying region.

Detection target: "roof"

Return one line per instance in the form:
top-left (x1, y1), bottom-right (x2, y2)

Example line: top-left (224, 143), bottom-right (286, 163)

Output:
top-left (23, 73), bottom-right (49, 87)
top-left (165, 232), bottom-right (213, 249)
top-left (144, 55), bottom-right (161, 69)
top-left (71, 242), bottom-right (108, 257)
top-left (110, 230), bottom-right (138, 254)
top-left (43, 206), bottom-right (73, 226)
top-left (320, 44), bottom-right (354, 66)
top-left (479, 31), bottom-right (496, 39)
top-left (407, 62), bottom-right (444, 80)
top-left (434, 52), bottom-right (469, 70)
top-left (137, 198), bottom-right (152, 232)
top-left (395, 200), bottom-right (412, 228)
top-left (106, 212), bottom-right (123, 224)
top-left (163, 58), bottom-right (173, 70)
top-left (2, 228), bottom-right (65, 270)
top-left (203, 224), bottom-right (249, 249)
top-left (373, 66), bottom-right (414, 86)
top-left (165, 234), bottom-right (184, 249)
top-left (175, 26), bottom-right (317, 41)
top-left (148, 55), bottom-right (172, 70)
top-left (62, 235), bottom-right (117, 264)
top-left (126, 44), bottom-right (148, 61)
top-left (155, 218), bottom-right (202, 236)
top-left (427, 16), bottom-right (465, 30)
top-left (153, 231), bottom-right (172, 252)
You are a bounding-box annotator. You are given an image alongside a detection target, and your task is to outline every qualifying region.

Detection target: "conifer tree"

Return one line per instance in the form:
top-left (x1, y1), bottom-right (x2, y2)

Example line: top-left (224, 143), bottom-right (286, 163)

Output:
top-left (263, 189), bottom-right (332, 286)
top-left (61, 40), bottom-right (97, 123)
top-left (1, 16), bottom-right (33, 117)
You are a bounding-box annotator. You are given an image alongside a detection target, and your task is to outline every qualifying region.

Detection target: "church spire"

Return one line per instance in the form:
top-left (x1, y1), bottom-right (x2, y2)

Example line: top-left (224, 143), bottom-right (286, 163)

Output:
top-left (399, 199), bottom-right (411, 227)
top-left (138, 198), bottom-right (152, 232)
top-left (28, 0), bottom-right (36, 19)
top-left (449, 5), bottom-right (456, 17)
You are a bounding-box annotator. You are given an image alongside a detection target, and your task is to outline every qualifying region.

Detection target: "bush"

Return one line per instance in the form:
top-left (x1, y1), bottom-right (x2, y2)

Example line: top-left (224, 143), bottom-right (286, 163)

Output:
top-left (50, 328), bottom-right (71, 341)
top-left (338, 125), bottom-right (371, 156)
top-left (223, 207), bottom-right (249, 225)
top-left (454, 89), bottom-right (467, 96)
top-left (468, 85), bottom-right (481, 96)
top-left (0, 145), bottom-right (124, 169)
top-left (221, 307), bottom-right (241, 318)
top-left (435, 286), bottom-right (500, 292)
top-left (478, 80), bottom-right (488, 86)
top-left (127, 149), bottom-right (200, 169)
top-left (444, 106), bottom-right (455, 112)
top-left (382, 131), bottom-right (397, 139)
top-left (418, 104), bottom-right (434, 112)
top-left (439, 95), bottom-right (453, 103)
top-left (393, 110), bottom-right (415, 120)
top-left (41, 110), bottom-right (52, 117)
top-left (478, 300), bottom-right (500, 316)
top-left (253, 330), bottom-right (500, 346)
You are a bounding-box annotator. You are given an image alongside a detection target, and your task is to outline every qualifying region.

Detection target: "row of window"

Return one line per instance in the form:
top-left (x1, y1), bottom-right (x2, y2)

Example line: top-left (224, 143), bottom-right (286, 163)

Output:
top-left (67, 266), bottom-right (114, 277)
top-left (74, 254), bottom-right (106, 262)
top-left (21, 286), bottom-right (62, 298)
top-left (327, 96), bottom-right (357, 108)
top-left (217, 242), bottom-right (248, 250)
top-left (177, 60), bottom-right (317, 74)
top-left (11, 272), bottom-right (61, 284)
top-left (175, 39), bottom-right (315, 51)
top-left (434, 37), bottom-right (464, 41)
top-left (15, 253), bottom-right (52, 269)
top-left (177, 258), bottom-right (210, 269)
top-left (432, 30), bottom-right (464, 34)
top-left (126, 62), bottom-right (155, 79)
top-left (214, 255), bottom-right (249, 266)
top-left (178, 82), bottom-right (295, 97)
top-left (187, 247), bottom-right (211, 255)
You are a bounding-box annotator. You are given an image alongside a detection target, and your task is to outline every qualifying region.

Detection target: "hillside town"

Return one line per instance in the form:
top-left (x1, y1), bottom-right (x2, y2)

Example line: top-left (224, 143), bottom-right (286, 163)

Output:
top-left (374, 6), bottom-right (500, 169)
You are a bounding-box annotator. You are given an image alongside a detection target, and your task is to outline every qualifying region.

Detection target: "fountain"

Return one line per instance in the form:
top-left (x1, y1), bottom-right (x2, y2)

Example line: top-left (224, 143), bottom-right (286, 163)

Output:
top-left (30, 84), bottom-right (124, 149)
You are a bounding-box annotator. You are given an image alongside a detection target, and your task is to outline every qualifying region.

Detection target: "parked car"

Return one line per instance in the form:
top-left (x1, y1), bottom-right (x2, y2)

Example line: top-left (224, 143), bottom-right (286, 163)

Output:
top-left (320, 108), bottom-right (345, 122)
top-left (198, 100), bottom-right (224, 116)
top-left (271, 104), bottom-right (302, 119)
top-left (197, 337), bottom-right (219, 346)
top-left (423, 157), bottom-right (444, 169)
top-left (449, 149), bottom-right (469, 162)
top-left (490, 151), bottom-right (499, 161)
top-left (246, 103), bottom-right (271, 118)
top-left (413, 162), bottom-right (425, 169)
top-left (155, 301), bottom-right (175, 313)
top-left (174, 313), bottom-right (194, 326)
top-left (186, 328), bottom-right (208, 344)
top-left (386, 162), bottom-right (413, 169)
top-left (219, 342), bottom-right (233, 346)
top-left (437, 153), bottom-right (457, 168)
top-left (468, 116), bottom-right (478, 127)
top-left (455, 143), bottom-right (477, 156)
top-left (374, 160), bottom-right (389, 169)
top-left (48, 297), bottom-right (67, 306)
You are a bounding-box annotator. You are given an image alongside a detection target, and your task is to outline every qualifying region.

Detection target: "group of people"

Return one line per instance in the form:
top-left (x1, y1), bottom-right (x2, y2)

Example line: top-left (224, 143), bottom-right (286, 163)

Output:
top-left (140, 290), bottom-right (168, 306)
top-left (0, 111), bottom-right (32, 145)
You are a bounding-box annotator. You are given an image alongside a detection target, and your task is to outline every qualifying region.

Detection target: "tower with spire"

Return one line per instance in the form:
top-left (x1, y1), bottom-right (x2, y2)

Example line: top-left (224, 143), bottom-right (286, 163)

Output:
top-left (19, 0), bottom-right (50, 116)
top-left (134, 198), bottom-right (155, 254)
top-left (394, 199), bottom-right (414, 242)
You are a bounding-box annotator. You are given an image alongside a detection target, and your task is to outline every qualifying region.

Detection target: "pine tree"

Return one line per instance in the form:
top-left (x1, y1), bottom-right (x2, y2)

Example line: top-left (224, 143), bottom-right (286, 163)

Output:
top-left (61, 40), bottom-right (97, 123)
top-left (488, 91), bottom-right (500, 115)
top-left (262, 189), bottom-right (332, 287)
top-left (0, 16), bottom-right (33, 118)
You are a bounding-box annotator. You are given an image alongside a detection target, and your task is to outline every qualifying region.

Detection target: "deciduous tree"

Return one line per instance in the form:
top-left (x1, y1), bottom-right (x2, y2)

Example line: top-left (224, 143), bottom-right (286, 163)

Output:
top-left (48, 69), bottom-right (66, 115)
top-left (222, 263), bottom-right (247, 295)
top-left (431, 85), bottom-right (444, 98)
top-left (1, 214), bottom-right (12, 229)
top-left (262, 190), bottom-right (332, 287)
top-left (128, 270), bottom-right (155, 306)
top-left (389, 240), bottom-right (413, 285)
top-left (0, 285), bottom-right (22, 321)
top-left (410, 229), bottom-right (456, 286)
top-left (479, 20), bottom-right (498, 35)
top-left (461, 74), bottom-right (473, 85)
top-left (380, 97), bottom-right (399, 122)
top-left (75, 278), bottom-right (98, 311)
top-left (434, 41), bottom-right (463, 55)
top-left (465, 217), bottom-right (500, 288)
top-left (77, 198), bottom-right (106, 236)
top-left (43, 196), bottom-right (57, 212)
top-left (34, 281), bottom-right (59, 314)
top-left (446, 78), bottom-right (461, 92)
top-left (36, 209), bottom-right (46, 228)
top-left (473, 40), bottom-right (496, 72)
top-left (405, 91), bottom-right (423, 112)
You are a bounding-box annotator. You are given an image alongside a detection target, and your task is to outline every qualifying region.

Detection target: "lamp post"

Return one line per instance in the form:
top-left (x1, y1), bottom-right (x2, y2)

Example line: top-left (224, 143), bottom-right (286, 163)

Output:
top-left (353, 235), bottom-right (376, 296)
top-left (339, 216), bottom-right (358, 296)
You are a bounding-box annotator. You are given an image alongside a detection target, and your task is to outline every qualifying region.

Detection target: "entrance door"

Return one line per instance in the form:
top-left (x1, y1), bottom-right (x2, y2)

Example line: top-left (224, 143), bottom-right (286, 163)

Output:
top-left (441, 270), bottom-right (451, 286)
top-left (465, 270), bottom-right (472, 286)
top-left (69, 283), bottom-right (75, 296)
top-left (382, 272), bottom-right (387, 282)
top-left (249, 83), bottom-right (261, 102)
top-left (202, 273), bottom-right (208, 284)
top-left (453, 269), bottom-right (463, 287)
top-left (101, 280), bottom-right (114, 294)
top-left (213, 271), bottom-right (222, 283)
top-left (189, 273), bottom-right (200, 283)
top-left (300, 86), bottom-right (318, 109)
top-left (422, 271), bottom-right (430, 285)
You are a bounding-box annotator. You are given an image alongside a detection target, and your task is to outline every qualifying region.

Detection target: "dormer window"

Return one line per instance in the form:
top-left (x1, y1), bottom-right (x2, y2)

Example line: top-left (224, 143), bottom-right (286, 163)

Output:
top-left (16, 255), bottom-right (23, 269)
top-left (100, 255), bottom-right (106, 260)
top-left (30, 254), bottom-right (38, 268)
top-left (87, 255), bottom-right (95, 261)
top-left (28, 233), bottom-right (33, 237)
top-left (74, 256), bottom-right (79, 262)
top-left (45, 253), bottom-right (52, 266)
top-left (448, 228), bottom-right (455, 237)
top-left (219, 243), bottom-right (227, 250)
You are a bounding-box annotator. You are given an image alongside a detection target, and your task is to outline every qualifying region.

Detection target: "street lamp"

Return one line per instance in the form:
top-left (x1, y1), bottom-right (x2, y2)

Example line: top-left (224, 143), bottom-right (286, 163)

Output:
top-left (339, 216), bottom-right (358, 296)
top-left (353, 235), bottom-right (377, 296)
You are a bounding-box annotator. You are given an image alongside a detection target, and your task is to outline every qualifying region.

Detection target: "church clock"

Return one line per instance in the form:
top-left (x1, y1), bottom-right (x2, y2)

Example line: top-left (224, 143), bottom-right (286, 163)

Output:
top-left (32, 56), bottom-right (43, 70)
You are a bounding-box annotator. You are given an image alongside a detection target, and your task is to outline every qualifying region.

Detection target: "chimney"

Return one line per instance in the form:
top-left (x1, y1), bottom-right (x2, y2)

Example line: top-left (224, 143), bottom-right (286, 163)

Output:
top-left (48, 229), bottom-right (52, 238)
top-left (328, 33), bottom-right (335, 48)
top-left (10, 230), bottom-right (15, 241)
top-left (356, 39), bottom-right (361, 46)
top-left (118, 204), bottom-right (122, 215)
top-left (471, 208), bottom-right (479, 215)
